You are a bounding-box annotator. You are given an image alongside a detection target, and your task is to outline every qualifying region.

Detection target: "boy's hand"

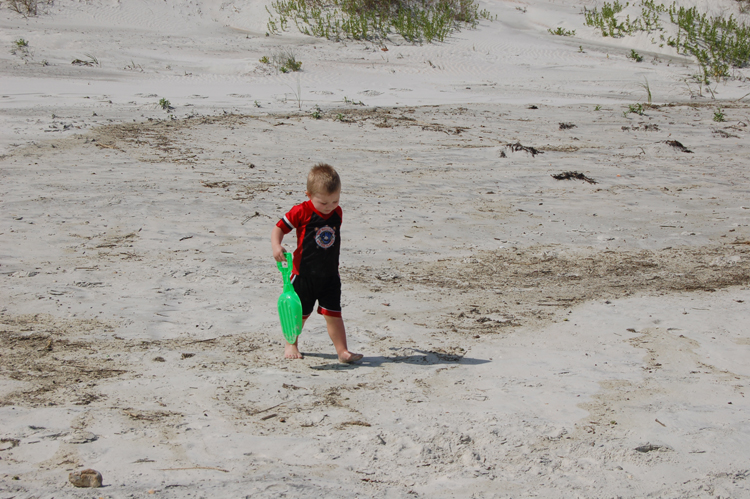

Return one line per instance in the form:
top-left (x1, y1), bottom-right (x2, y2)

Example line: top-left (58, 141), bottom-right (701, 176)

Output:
top-left (272, 246), bottom-right (288, 262)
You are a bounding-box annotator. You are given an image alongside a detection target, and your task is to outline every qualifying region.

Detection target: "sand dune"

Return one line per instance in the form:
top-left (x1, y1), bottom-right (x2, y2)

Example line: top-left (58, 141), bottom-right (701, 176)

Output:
top-left (2, 0), bottom-right (750, 497)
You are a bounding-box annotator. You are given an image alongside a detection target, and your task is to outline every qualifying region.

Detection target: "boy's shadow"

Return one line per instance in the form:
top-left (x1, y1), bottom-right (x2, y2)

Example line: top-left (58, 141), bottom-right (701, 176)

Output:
top-left (304, 349), bottom-right (490, 370)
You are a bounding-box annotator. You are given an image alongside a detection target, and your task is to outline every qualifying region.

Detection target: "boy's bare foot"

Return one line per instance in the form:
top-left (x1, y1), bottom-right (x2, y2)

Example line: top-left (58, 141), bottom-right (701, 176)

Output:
top-left (284, 343), bottom-right (303, 359)
top-left (338, 351), bottom-right (363, 364)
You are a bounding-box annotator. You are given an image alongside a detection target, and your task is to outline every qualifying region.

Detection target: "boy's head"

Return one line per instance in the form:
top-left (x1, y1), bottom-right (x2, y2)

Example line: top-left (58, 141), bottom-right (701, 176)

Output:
top-left (306, 163), bottom-right (341, 215)
top-left (306, 163), bottom-right (341, 196)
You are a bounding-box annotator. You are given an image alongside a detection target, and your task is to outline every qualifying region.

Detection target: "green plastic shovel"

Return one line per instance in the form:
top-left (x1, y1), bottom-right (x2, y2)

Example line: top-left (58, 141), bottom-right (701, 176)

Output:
top-left (276, 252), bottom-right (303, 344)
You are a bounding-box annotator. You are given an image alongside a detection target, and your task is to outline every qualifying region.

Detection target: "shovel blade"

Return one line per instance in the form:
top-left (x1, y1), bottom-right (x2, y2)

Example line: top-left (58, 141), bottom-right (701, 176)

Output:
top-left (277, 291), bottom-right (303, 344)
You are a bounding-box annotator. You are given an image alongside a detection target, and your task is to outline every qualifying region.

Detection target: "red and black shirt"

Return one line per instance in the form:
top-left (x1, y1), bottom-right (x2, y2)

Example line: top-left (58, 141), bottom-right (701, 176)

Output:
top-left (276, 200), bottom-right (342, 278)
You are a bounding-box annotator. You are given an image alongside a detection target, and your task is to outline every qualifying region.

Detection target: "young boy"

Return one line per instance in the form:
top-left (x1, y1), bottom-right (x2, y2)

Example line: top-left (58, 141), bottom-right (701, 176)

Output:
top-left (271, 163), bottom-right (363, 363)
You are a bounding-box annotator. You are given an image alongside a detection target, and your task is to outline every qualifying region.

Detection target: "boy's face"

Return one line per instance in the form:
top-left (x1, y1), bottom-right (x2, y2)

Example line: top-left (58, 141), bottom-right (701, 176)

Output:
top-left (306, 189), bottom-right (340, 215)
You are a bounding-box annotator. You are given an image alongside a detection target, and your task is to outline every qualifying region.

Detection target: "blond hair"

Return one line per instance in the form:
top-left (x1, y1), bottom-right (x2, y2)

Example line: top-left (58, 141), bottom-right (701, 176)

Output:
top-left (307, 163), bottom-right (341, 195)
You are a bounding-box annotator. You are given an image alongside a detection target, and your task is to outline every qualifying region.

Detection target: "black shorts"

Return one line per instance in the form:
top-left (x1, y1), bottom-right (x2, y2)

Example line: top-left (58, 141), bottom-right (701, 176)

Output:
top-left (291, 273), bottom-right (342, 319)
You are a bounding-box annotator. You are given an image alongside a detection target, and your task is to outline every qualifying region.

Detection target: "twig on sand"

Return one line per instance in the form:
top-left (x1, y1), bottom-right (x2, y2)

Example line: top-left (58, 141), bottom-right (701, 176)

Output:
top-left (250, 402), bottom-right (286, 416)
top-left (159, 466), bottom-right (229, 473)
top-left (241, 211), bottom-right (262, 225)
top-left (341, 420), bottom-right (371, 427)
top-left (186, 337), bottom-right (218, 344)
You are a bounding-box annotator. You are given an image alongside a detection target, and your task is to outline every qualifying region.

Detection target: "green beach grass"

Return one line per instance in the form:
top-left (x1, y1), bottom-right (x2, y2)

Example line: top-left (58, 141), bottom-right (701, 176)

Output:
top-left (584, 0), bottom-right (750, 83)
top-left (267, 0), bottom-right (494, 43)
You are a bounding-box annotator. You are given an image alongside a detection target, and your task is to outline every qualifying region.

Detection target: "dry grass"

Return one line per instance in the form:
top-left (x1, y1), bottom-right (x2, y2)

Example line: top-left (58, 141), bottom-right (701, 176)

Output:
top-left (6, 0), bottom-right (49, 16)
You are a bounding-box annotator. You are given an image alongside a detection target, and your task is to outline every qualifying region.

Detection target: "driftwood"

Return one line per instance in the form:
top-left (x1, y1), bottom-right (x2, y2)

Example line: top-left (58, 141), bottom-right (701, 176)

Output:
top-left (159, 466), bottom-right (229, 473)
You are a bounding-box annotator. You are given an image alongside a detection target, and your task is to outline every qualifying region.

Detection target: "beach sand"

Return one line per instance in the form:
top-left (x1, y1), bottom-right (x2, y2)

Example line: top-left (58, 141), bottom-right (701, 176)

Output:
top-left (1, 1), bottom-right (750, 497)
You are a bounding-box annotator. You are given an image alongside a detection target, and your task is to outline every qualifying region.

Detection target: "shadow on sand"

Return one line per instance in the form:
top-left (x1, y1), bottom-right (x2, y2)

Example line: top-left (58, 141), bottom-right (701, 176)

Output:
top-left (304, 348), bottom-right (490, 370)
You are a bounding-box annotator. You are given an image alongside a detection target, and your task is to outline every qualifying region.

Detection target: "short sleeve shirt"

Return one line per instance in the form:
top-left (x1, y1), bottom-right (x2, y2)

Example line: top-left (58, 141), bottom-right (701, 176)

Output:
top-left (276, 200), bottom-right (342, 278)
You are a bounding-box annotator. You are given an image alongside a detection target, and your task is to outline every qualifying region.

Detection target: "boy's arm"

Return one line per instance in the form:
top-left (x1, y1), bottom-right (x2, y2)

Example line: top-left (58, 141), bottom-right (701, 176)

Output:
top-left (271, 226), bottom-right (288, 262)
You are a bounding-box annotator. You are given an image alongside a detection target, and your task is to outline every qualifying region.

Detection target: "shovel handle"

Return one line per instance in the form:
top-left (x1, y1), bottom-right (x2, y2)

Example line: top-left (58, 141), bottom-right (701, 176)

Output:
top-left (276, 251), bottom-right (292, 269)
top-left (277, 252), bottom-right (294, 291)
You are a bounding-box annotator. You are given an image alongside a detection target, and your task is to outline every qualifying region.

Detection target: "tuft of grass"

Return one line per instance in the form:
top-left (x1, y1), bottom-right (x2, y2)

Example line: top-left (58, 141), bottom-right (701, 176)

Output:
top-left (11, 38), bottom-right (32, 59)
top-left (625, 102), bottom-right (645, 116)
top-left (286, 75), bottom-right (302, 110)
top-left (72, 54), bottom-right (100, 67)
top-left (344, 96), bottom-right (365, 105)
top-left (259, 56), bottom-right (270, 64)
top-left (158, 98), bottom-right (172, 111)
top-left (124, 60), bottom-right (143, 71)
top-left (311, 107), bottom-right (322, 119)
top-left (583, 0), bottom-right (629, 38)
top-left (272, 49), bottom-right (302, 72)
top-left (594, 104), bottom-right (601, 111)
top-left (713, 108), bottom-right (725, 122)
top-left (267, 0), bottom-right (494, 44)
top-left (548, 27), bottom-right (576, 36)
top-left (628, 49), bottom-right (643, 62)
top-left (638, 77), bottom-right (652, 105)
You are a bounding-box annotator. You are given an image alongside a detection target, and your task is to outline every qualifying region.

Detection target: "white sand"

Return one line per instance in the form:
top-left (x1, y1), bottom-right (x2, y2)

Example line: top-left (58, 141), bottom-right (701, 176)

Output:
top-left (1, 0), bottom-right (750, 497)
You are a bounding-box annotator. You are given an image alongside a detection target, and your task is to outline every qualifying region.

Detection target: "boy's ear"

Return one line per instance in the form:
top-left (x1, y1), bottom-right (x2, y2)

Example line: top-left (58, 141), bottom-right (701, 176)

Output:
top-left (305, 191), bottom-right (312, 199)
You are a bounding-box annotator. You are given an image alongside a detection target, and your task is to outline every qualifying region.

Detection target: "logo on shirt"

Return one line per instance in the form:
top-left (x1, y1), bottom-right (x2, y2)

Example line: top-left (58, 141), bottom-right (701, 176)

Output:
top-left (315, 226), bottom-right (336, 249)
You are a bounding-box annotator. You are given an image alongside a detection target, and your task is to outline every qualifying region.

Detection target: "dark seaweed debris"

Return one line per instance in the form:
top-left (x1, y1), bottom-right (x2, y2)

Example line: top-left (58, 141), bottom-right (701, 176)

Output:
top-left (559, 122), bottom-right (577, 130)
top-left (623, 123), bottom-right (660, 132)
top-left (666, 140), bottom-right (693, 153)
top-left (552, 171), bottom-right (598, 184)
top-left (635, 443), bottom-right (671, 453)
top-left (507, 142), bottom-right (542, 157)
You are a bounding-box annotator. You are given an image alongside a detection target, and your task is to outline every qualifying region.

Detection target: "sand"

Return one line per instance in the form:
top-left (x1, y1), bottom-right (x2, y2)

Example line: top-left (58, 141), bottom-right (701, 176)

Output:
top-left (1, 0), bottom-right (750, 497)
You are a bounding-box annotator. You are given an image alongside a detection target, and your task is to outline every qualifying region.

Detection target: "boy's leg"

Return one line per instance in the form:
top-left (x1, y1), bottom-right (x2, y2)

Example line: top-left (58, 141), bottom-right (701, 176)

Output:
top-left (324, 315), bottom-right (363, 363)
top-left (284, 317), bottom-right (307, 359)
